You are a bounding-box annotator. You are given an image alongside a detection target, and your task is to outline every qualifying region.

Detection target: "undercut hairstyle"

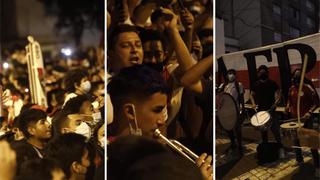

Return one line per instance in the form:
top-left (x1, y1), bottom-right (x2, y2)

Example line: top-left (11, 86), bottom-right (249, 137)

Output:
top-left (18, 109), bottom-right (47, 139)
top-left (108, 65), bottom-right (170, 110)
top-left (63, 68), bottom-right (89, 93)
top-left (107, 24), bottom-right (140, 50)
top-left (139, 29), bottom-right (167, 52)
top-left (16, 158), bottom-right (63, 180)
top-left (44, 133), bottom-right (88, 179)
top-left (63, 95), bottom-right (93, 114)
top-left (51, 110), bottom-right (72, 137)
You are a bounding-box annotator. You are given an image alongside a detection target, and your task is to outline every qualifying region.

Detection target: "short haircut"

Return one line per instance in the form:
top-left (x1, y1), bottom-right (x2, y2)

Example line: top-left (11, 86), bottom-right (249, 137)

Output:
top-left (107, 135), bottom-right (203, 180)
top-left (63, 95), bottom-right (93, 114)
top-left (51, 109), bottom-right (72, 137)
top-left (108, 65), bottom-right (170, 109)
top-left (63, 68), bottom-right (88, 93)
top-left (18, 109), bottom-right (47, 139)
top-left (47, 89), bottom-right (66, 108)
top-left (107, 24), bottom-right (139, 50)
top-left (227, 69), bottom-right (236, 75)
top-left (44, 133), bottom-right (88, 179)
top-left (139, 29), bottom-right (167, 52)
top-left (16, 158), bottom-right (63, 180)
top-left (257, 65), bottom-right (269, 73)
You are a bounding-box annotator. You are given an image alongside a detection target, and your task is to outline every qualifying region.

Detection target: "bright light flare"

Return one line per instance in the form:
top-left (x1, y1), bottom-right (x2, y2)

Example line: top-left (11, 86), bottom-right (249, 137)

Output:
top-left (61, 48), bottom-right (72, 56)
top-left (3, 62), bottom-right (9, 69)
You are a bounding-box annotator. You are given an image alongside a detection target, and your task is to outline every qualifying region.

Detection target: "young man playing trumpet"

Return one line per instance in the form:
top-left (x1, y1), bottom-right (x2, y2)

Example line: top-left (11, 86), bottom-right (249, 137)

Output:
top-left (108, 65), bottom-right (213, 179)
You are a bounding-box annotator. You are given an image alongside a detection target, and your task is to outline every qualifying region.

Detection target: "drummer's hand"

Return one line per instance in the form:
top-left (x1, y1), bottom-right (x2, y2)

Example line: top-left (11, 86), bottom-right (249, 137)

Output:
top-left (196, 153), bottom-right (213, 180)
top-left (303, 112), bottom-right (311, 119)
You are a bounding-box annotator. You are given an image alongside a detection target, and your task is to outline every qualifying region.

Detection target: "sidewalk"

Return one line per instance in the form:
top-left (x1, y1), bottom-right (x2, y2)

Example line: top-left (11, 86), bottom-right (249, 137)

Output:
top-left (216, 126), bottom-right (318, 180)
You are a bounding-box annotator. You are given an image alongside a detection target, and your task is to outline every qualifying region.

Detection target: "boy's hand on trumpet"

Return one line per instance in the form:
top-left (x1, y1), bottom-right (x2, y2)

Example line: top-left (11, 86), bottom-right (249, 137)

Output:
top-left (196, 153), bottom-right (213, 180)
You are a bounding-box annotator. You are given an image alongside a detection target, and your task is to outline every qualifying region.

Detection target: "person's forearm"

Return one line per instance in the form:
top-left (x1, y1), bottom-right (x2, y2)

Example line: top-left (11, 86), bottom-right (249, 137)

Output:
top-left (183, 28), bottom-right (193, 51)
top-left (168, 28), bottom-right (196, 71)
top-left (180, 55), bottom-right (213, 86)
top-left (132, 2), bottom-right (157, 26)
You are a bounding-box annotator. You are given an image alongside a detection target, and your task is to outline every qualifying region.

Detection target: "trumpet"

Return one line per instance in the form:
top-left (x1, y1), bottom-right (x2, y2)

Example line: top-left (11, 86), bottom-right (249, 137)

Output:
top-left (154, 129), bottom-right (199, 163)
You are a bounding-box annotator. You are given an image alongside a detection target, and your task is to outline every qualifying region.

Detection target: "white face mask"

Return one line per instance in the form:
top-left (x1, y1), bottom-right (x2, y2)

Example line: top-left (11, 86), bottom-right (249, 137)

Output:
top-left (128, 104), bottom-right (142, 136)
top-left (99, 136), bottom-right (105, 148)
top-left (92, 112), bottom-right (102, 124)
top-left (80, 81), bottom-right (91, 93)
top-left (75, 122), bottom-right (91, 140)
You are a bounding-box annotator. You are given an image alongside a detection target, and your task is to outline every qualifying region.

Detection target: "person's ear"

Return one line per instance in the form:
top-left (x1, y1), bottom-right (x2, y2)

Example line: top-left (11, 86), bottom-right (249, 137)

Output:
top-left (123, 103), bottom-right (135, 121)
top-left (27, 126), bottom-right (36, 136)
top-left (71, 161), bottom-right (82, 174)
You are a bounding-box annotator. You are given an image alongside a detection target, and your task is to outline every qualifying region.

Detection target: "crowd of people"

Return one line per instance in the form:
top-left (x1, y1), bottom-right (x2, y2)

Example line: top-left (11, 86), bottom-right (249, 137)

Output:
top-left (0, 43), bottom-right (105, 180)
top-left (107, 0), bottom-right (213, 179)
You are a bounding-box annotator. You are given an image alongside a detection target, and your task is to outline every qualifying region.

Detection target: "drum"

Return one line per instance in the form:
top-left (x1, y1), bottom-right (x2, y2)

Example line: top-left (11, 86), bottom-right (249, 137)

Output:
top-left (216, 93), bottom-right (239, 131)
top-left (280, 122), bottom-right (303, 139)
top-left (250, 111), bottom-right (271, 131)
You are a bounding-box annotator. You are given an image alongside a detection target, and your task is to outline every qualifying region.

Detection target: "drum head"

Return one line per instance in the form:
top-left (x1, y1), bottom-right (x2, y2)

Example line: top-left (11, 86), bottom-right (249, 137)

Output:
top-left (251, 111), bottom-right (270, 127)
top-left (280, 122), bottom-right (303, 129)
top-left (217, 93), bottom-right (239, 131)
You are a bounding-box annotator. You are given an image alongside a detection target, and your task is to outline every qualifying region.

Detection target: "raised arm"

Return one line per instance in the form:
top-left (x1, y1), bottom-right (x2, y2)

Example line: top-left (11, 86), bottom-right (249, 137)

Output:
top-left (180, 55), bottom-right (213, 94)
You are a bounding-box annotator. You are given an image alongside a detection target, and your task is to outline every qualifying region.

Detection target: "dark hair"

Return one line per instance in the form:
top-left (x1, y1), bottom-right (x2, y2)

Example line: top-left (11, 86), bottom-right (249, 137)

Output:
top-left (63, 68), bottom-right (88, 93)
top-left (18, 109), bottom-right (47, 139)
top-left (108, 24), bottom-right (139, 50)
top-left (16, 158), bottom-right (63, 180)
top-left (63, 95), bottom-right (92, 114)
top-left (257, 65), bottom-right (269, 73)
top-left (44, 133), bottom-right (88, 179)
top-left (47, 89), bottom-right (66, 113)
top-left (108, 135), bottom-right (203, 180)
top-left (51, 110), bottom-right (72, 137)
top-left (150, 9), bottom-right (163, 24)
top-left (139, 29), bottom-right (167, 52)
top-left (108, 65), bottom-right (169, 109)
top-left (227, 69), bottom-right (236, 75)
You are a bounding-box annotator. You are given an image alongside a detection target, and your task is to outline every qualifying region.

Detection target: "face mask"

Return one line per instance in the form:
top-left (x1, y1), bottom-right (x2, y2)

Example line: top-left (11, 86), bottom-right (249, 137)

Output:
top-left (75, 122), bottom-right (91, 140)
top-left (202, 44), bottom-right (213, 58)
top-left (99, 136), bottom-right (105, 148)
top-left (259, 73), bottom-right (268, 80)
top-left (227, 74), bottom-right (235, 82)
top-left (92, 112), bottom-right (102, 124)
top-left (80, 81), bottom-right (91, 93)
top-left (128, 104), bottom-right (142, 136)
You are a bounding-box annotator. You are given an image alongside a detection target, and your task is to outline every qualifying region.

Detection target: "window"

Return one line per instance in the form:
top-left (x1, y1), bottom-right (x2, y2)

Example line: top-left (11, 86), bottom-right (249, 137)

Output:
top-left (290, 26), bottom-right (300, 38)
top-left (306, 0), bottom-right (315, 11)
top-left (291, 7), bottom-right (300, 21)
top-left (306, 17), bottom-right (315, 27)
top-left (273, 4), bottom-right (281, 15)
top-left (274, 32), bottom-right (282, 42)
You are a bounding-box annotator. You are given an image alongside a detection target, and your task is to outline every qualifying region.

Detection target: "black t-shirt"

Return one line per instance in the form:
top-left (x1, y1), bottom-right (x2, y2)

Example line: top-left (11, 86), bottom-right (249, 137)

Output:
top-left (251, 79), bottom-right (279, 111)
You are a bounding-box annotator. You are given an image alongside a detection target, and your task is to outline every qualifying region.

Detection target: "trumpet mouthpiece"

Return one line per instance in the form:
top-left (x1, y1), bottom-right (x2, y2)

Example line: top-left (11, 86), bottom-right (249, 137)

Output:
top-left (154, 129), bottom-right (161, 137)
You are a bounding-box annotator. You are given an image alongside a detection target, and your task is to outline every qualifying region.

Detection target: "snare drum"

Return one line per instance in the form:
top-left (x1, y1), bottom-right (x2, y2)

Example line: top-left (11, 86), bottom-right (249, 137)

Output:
top-left (250, 111), bottom-right (271, 131)
top-left (280, 122), bottom-right (303, 139)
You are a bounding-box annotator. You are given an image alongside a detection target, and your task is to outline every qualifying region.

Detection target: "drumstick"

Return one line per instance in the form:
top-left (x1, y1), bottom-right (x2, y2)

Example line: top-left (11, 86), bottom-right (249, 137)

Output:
top-left (297, 54), bottom-right (308, 128)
